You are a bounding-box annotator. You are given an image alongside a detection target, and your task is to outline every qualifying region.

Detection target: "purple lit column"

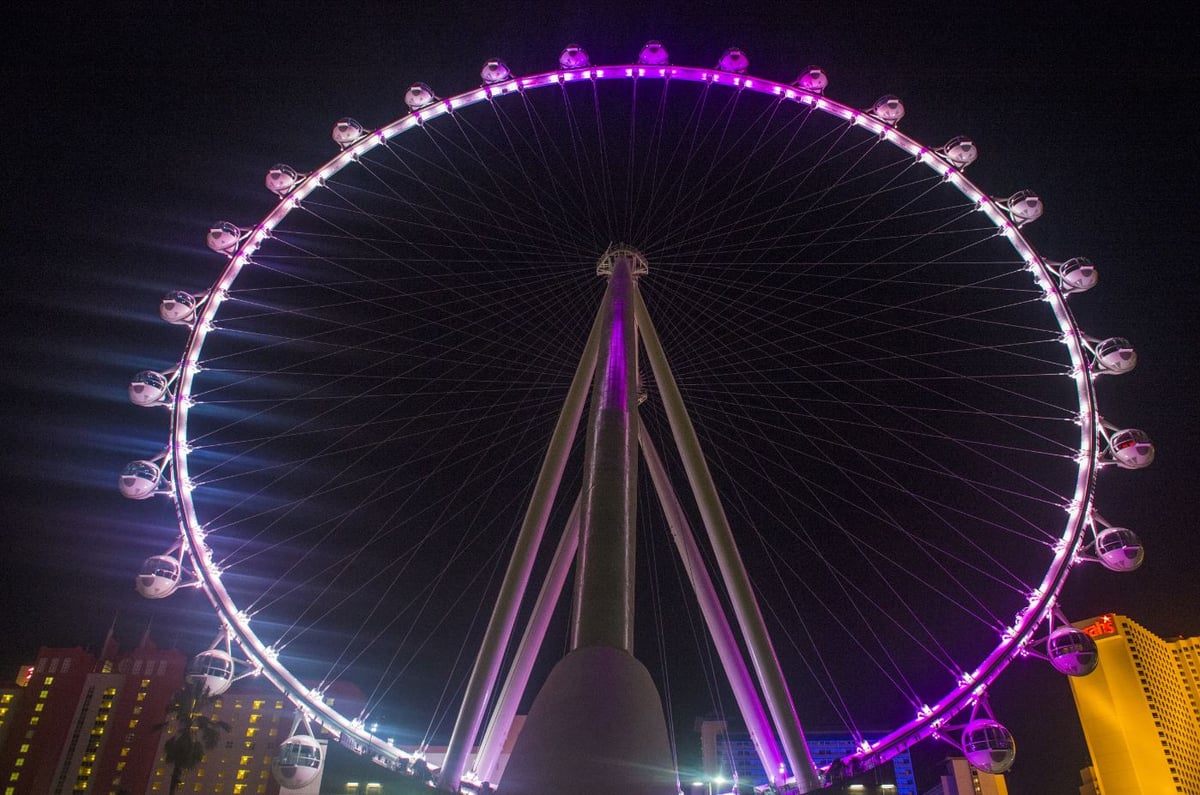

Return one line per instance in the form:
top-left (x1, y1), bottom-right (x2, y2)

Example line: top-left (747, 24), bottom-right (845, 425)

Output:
top-left (571, 253), bottom-right (639, 652)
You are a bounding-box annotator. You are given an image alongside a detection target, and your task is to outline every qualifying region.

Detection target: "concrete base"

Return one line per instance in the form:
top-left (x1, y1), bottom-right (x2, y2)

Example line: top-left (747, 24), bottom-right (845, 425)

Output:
top-left (498, 645), bottom-right (676, 795)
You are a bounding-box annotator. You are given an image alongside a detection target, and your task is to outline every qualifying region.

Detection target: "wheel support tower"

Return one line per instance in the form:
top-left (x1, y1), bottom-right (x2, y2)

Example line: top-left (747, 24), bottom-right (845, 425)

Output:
top-left (440, 250), bottom-right (820, 794)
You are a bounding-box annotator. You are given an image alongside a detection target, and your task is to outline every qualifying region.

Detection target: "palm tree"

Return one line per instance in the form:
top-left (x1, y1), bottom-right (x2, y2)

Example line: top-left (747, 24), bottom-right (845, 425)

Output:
top-left (156, 679), bottom-right (231, 794)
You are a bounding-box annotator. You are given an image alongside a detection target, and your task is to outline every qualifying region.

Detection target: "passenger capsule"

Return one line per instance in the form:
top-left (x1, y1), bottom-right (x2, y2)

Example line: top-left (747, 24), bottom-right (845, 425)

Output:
top-left (160, 290), bottom-right (199, 325)
top-left (273, 734), bottom-right (324, 789)
top-left (1056, 257), bottom-right (1098, 293)
top-left (1094, 337), bottom-right (1137, 374)
top-left (961, 719), bottom-right (1016, 774)
top-left (939, 136), bottom-right (978, 169)
top-left (1096, 526), bottom-right (1144, 572)
top-left (1047, 626), bottom-right (1099, 676)
top-left (638, 41), bottom-right (669, 66)
top-left (793, 66), bottom-right (828, 94)
top-left (265, 164), bottom-right (302, 197)
top-left (869, 96), bottom-right (905, 125)
top-left (207, 222), bottom-right (244, 256)
top-left (136, 555), bottom-right (182, 599)
top-left (480, 59), bottom-right (511, 84)
top-left (559, 45), bottom-right (589, 69)
top-left (1002, 191), bottom-right (1042, 226)
top-left (187, 649), bottom-right (235, 696)
top-left (404, 83), bottom-right (438, 111)
top-left (119, 460), bottom-right (162, 500)
top-left (129, 370), bottom-right (169, 406)
top-left (1108, 428), bottom-right (1154, 469)
top-left (717, 47), bottom-right (749, 73)
top-left (332, 117), bottom-right (366, 148)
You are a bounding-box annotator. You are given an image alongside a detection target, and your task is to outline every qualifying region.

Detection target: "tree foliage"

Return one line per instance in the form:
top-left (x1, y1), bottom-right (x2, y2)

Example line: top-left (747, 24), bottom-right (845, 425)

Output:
top-left (156, 679), bottom-right (231, 794)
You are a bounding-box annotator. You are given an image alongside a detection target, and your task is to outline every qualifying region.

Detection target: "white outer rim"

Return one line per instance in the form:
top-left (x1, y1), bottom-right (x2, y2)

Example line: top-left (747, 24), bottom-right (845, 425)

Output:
top-left (164, 63), bottom-right (1100, 775)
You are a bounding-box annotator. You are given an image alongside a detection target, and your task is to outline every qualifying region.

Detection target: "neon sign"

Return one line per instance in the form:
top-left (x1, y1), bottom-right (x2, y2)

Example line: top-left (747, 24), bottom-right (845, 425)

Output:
top-left (1081, 614), bottom-right (1117, 638)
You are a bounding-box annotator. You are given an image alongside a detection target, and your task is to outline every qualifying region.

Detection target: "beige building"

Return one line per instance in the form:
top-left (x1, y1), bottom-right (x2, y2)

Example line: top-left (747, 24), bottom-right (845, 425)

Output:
top-left (921, 757), bottom-right (1008, 795)
top-left (1068, 613), bottom-right (1200, 794)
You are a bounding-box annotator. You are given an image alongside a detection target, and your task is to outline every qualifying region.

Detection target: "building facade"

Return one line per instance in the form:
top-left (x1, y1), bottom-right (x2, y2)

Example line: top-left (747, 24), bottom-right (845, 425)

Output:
top-left (696, 720), bottom-right (916, 794)
top-left (1069, 613), bottom-right (1200, 794)
top-left (145, 683), bottom-right (294, 795)
top-left (920, 757), bottom-right (1007, 795)
top-left (0, 639), bottom-right (186, 795)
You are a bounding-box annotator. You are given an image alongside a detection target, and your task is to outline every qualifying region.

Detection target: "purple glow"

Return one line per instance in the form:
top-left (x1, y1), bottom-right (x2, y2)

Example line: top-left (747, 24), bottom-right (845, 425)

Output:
top-left (601, 294), bottom-right (628, 412)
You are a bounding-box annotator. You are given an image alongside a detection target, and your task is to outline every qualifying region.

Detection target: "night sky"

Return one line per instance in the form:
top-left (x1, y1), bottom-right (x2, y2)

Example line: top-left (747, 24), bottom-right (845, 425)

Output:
top-left (1, 4), bottom-right (1197, 794)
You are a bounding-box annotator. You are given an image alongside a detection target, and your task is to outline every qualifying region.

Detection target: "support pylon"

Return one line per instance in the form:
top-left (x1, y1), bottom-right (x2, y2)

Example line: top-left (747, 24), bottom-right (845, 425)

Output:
top-left (499, 249), bottom-right (675, 795)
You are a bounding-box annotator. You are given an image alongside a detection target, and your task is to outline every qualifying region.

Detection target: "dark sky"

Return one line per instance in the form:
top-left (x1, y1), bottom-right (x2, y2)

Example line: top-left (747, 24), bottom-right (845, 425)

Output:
top-left (1, 3), bottom-right (1196, 794)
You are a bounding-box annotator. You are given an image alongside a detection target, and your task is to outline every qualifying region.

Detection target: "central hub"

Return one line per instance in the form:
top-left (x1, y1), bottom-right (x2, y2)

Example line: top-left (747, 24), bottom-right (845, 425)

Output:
top-left (596, 244), bottom-right (649, 277)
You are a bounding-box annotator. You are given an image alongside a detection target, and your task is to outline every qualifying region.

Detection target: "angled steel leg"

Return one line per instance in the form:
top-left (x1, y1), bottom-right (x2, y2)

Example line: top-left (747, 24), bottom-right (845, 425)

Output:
top-left (471, 496), bottom-right (582, 786)
top-left (638, 421), bottom-right (788, 786)
top-left (438, 306), bottom-right (605, 791)
top-left (636, 291), bottom-right (821, 792)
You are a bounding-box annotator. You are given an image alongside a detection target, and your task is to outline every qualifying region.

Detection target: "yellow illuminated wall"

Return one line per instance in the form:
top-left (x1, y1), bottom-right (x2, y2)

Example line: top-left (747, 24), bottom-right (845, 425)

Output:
top-left (1069, 614), bottom-right (1200, 794)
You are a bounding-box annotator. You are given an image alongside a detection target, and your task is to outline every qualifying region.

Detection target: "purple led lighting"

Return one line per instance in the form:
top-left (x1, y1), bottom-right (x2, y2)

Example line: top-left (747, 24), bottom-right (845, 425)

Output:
top-left (600, 295), bottom-right (629, 412)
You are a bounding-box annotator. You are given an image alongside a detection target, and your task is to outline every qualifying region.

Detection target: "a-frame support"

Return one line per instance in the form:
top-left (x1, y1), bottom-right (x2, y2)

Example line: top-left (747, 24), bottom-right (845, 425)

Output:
top-left (442, 250), bottom-right (821, 794)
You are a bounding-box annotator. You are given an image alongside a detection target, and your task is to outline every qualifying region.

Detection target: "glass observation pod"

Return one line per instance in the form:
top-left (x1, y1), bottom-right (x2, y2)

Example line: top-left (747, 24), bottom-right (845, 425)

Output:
top-left (1095, 526), bottom-right (1145, 571)
top-left (187, 649), bottom-right (236, 696)
top-left (793, 66), bottom-right (828, 93)
top-left (1108, 428), bottom-right (1155, 469)
top-left (206, 222), bottom-right (244, 256)
top-left (1094, 337), bottom-right (1137, 374)
top-left (265, 164), bottom-right (303, 197)
top-left (118, 460), bottom-right (162, 500)
top-left (1055, 257), bottom-right (1099, 294)
top-left (332, 118), bottom-right (366, 148)
top-left (273, 734), bottom-right (323, 790)
top-left (136, 554), bottom-right (182, 599)
top-left (129, 370), bottom-right (169, 406)
top-left (1046, 626), bottom-right (1099, 676)
top-left (160, 290), bottom-right (200, 325)
top-left (961, 719), bottom-right (1016, 774)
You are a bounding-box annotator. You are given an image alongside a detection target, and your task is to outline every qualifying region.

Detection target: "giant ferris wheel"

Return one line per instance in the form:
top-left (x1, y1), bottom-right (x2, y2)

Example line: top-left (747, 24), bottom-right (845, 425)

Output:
top-left (121, 42), bottom-right (1151, 793)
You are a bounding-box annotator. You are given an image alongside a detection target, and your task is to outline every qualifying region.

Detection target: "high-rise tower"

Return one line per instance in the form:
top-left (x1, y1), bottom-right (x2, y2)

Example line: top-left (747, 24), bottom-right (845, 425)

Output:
top-left (1068, 614), bottom-right (1200, 794)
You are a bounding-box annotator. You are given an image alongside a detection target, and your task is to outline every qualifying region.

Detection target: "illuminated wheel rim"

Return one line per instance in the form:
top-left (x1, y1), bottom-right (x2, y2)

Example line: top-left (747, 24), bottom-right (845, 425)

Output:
top-left (153, 59), bottom-right (1102, 779)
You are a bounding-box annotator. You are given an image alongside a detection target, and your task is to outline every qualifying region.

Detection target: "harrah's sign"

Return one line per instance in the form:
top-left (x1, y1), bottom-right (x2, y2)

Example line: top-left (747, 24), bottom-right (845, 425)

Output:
top-left (1081, 614), bottom-right (1118, 638)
